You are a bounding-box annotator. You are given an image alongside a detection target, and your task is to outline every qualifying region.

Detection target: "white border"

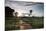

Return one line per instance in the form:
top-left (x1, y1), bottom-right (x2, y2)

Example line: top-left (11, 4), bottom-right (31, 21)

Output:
top-left (0, 0), bottom-right (4, 31)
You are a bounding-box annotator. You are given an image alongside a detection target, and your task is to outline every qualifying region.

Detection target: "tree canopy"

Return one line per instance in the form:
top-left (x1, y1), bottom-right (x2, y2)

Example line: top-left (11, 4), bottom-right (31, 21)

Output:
top-left (5, 6), bottom-right (14, 17)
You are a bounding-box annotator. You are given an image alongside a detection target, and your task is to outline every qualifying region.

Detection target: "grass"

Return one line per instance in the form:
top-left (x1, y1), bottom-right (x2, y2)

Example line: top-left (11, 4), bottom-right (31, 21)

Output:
top-left (5, 16), bottom-right (44, 30)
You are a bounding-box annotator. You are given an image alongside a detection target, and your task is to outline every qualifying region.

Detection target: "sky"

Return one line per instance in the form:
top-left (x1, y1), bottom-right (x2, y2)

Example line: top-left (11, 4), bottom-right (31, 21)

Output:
top-left (5, 0), bottom-right (44, 17)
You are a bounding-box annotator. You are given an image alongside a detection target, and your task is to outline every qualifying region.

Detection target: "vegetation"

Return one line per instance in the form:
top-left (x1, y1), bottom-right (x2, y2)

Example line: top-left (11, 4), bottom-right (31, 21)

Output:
top-left (5, 16), bottom-right (44, 30)
top-left (5, 6), bottom-right (44, 31)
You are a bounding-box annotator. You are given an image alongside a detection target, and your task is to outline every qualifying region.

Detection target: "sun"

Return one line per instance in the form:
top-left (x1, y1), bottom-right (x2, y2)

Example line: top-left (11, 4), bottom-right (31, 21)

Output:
top-left (17, 12), bottom-right (22, 16)
top-left (15, 9), bottom-right (24, 17)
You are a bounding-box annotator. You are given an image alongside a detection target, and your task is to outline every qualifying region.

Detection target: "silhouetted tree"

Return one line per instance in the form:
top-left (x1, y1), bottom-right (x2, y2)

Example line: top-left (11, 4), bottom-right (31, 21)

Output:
top-left (15, 12), bottom-right (18, 18)
top-left (30, 10), bottom-right (32, 13)
top-left (5, 6), bottom-right (14, 17)
top-left (29, 10), bottom-right (32, 16)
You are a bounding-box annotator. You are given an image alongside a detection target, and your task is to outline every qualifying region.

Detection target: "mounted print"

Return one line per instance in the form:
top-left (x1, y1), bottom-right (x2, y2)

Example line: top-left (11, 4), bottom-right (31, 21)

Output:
top-left (5, 1), bottom-right (44, 31)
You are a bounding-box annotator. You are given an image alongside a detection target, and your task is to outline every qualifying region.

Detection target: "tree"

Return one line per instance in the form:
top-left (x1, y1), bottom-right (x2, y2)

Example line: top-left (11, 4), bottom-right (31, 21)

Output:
top-left (15, 12), bottom-right (18, 18)
top-left (15, 12), bottom-right (19, 26)
top-left (30, 10), bottom-right (32, 13)
top-left (29, 10), bottom-right (32, 16)
top-left (5, 6), bottom-right (14, 17)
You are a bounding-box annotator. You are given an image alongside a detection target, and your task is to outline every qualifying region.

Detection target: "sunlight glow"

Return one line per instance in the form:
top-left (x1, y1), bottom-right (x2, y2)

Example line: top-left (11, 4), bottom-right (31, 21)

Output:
top-left (15, 9), bottom-right (25, 16)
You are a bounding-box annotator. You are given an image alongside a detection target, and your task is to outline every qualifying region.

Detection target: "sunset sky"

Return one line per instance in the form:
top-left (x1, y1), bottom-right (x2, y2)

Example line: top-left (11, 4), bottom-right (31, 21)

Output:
top-left (5, 0), bottom-right (44, 17)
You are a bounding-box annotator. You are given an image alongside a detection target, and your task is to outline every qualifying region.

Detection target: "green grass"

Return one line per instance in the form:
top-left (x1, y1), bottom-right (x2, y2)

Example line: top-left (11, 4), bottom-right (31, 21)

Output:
top-left (5, 16), bottom-right (44, 30)
top-left (22, 17), bottom-right (44, 28)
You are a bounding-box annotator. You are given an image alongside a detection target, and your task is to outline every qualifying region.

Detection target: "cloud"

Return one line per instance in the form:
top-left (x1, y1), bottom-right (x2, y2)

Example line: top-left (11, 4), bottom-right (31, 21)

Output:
top-left (5, 1), bottom-right (44, 17)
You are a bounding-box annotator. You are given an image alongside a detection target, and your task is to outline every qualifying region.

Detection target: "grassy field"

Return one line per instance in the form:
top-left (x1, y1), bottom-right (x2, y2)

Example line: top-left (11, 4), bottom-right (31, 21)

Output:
top-left (5, 16), bottom-right (44, 30)
top-left (22, 17), bottom-right (44, 28)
